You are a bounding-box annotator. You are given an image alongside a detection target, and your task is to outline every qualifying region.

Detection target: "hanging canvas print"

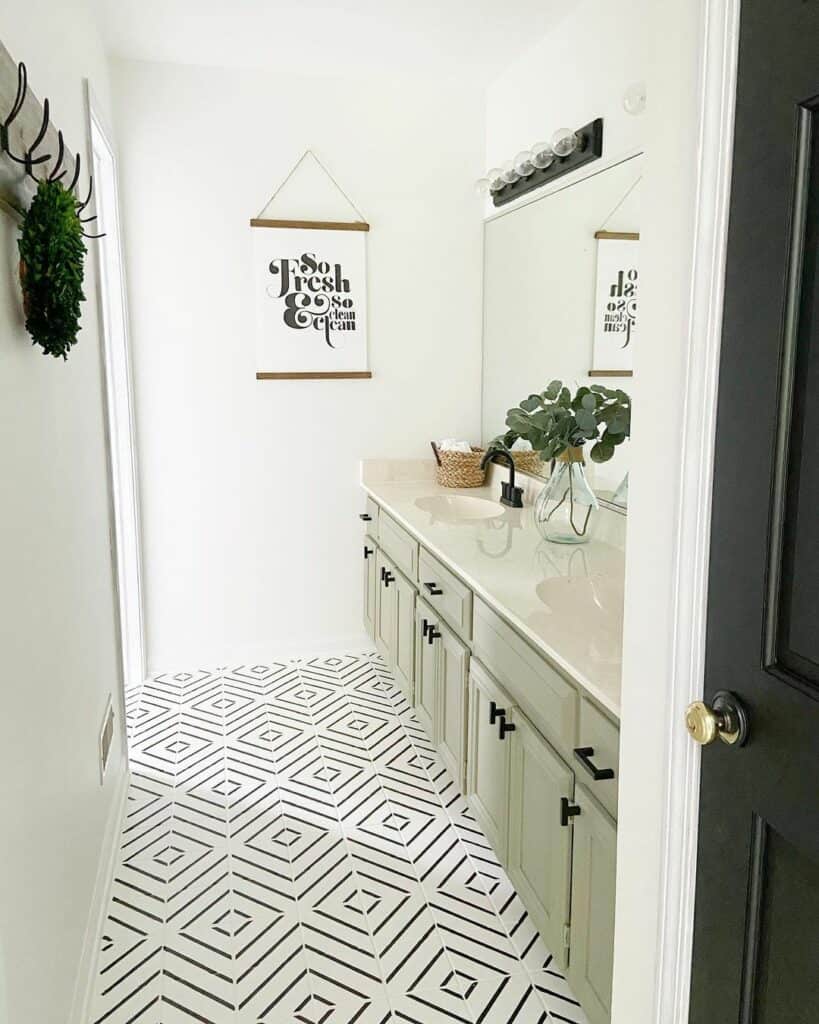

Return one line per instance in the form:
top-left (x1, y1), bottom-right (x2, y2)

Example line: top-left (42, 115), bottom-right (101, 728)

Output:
top-left (252, 220), bottom-right (370, 379)
top-left (590, 230), bottom-right (639, 377)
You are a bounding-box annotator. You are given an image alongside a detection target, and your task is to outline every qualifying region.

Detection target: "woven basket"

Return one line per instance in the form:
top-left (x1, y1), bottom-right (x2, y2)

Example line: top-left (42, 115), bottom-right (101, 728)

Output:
top-left (509, 450), bottom-right (544, 476)
top-left (431, 444), bottom-right (487, 489)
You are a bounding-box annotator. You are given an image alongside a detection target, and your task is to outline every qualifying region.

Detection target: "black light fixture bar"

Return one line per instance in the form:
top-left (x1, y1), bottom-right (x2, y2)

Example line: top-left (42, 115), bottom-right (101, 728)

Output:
top-left (492, 118), bottom-right (604, 207)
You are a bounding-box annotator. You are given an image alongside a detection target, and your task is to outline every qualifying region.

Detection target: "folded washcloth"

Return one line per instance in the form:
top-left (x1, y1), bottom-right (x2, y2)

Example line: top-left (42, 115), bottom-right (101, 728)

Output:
top-left (438, 439), bottom-right (472, 453)
top-left (510, 438), bottom-right (533, 451)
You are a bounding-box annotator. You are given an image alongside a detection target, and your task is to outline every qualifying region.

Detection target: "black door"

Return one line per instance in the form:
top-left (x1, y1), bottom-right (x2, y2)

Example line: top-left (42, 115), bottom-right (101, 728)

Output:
top-left (689, 1), bottom-right (819, 1021)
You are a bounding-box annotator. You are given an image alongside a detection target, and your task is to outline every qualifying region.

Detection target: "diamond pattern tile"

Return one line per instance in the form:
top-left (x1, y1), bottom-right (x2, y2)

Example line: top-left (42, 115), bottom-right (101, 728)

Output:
top-left (91, 652), bottom-right (587, 1023)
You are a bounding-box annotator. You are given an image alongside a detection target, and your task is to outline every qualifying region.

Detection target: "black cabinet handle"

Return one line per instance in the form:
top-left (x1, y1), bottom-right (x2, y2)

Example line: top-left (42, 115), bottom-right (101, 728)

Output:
top-left (489, 700), bottom-right (505, 725)
top-left (498, 718), bottom-right (516, 740)
top-left (427, 626), bottom-right (441, 645)
top-left (573, 747), bottom-right (615, 782)
top-left (364, 545), bottom-right (373, 559)
top-left (380, 565), bottom-right (387, 582)
top-left (359, 513), bottom-right (372, 521)
top-left (421, 618), bottom-right (430, 638)
top-left (383, 571), bottom-right (395, 588)
top-left (424, 582), bottom-right (443, 596)
top-left (560, 797), bottom-right (582, 827)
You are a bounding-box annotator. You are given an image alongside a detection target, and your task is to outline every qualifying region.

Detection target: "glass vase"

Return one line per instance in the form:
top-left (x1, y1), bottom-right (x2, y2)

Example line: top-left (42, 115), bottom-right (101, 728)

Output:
top-left (534, 448), bottom-right (599, 544)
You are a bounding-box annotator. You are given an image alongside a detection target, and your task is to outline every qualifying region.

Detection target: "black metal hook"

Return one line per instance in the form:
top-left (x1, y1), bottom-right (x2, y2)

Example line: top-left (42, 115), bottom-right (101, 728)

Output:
top-left (2, 61), bottom-right (28, 136)
top-left (67, 151), bottom-right (82, 193)
top-left (47, 130), bottom-right (66, 182)
top-left (75, 173), bottom-right (93, 213)
top-left (24, 96), bottom-right (52, 176)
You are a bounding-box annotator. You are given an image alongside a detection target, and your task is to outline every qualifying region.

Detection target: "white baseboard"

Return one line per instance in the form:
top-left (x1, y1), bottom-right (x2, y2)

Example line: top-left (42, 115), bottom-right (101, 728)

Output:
top-left (68, 764), bottom-right (130, 1024)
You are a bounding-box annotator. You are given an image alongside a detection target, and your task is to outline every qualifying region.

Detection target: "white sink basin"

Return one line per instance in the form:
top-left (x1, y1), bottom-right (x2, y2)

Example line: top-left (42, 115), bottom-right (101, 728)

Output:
top-left (415, 494), bottom-right (504, 524)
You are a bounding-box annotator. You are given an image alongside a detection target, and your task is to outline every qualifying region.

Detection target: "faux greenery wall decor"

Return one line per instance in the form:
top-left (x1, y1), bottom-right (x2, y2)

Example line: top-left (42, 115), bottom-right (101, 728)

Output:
top-left (17, 178), bottom-right (87, 359)
top-left (491, 379), bottom-right (631, 464)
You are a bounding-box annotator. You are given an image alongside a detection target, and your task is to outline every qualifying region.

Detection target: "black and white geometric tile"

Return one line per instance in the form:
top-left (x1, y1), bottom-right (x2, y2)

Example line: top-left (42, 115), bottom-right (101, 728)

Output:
top-left (92, 653), bottom-right (589, 1023)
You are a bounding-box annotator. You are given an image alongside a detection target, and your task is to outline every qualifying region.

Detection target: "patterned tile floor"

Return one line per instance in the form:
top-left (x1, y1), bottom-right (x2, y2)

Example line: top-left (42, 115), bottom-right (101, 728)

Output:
top-left (91, 653), bottom-right (589, 1023)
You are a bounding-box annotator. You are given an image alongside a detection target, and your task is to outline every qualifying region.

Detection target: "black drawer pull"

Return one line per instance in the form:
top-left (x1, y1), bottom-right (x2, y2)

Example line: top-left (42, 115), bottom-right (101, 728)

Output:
top-left (427, 626), bottom-right (441, 645)
top-left (424, 582), bottom-right (443, 596)
top-left (489, 700), bottom-right (505, 725)
top-left (383, 571), bottom-right (395, 588)
top-left (573, 747), bottom-right (615, 782)
top-left (421, 618), bottom-right (430, 638)
top-left (560, 797), bottom-right (582, 827)
top-left (498, 718), bottom-right (516, 740)
top-left (364, 545), bottom-right (374, 559)
top-left (359, 513), bottom-right (372, 521)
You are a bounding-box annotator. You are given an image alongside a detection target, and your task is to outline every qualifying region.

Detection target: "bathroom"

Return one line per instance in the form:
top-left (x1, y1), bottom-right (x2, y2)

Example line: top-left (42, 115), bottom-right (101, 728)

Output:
top-left (1, 2), bottom-right (817, 1023)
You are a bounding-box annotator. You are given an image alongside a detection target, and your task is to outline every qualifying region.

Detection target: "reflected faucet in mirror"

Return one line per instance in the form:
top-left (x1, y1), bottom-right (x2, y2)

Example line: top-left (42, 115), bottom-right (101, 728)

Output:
top-left (480, 449), bottom-right (524, 508)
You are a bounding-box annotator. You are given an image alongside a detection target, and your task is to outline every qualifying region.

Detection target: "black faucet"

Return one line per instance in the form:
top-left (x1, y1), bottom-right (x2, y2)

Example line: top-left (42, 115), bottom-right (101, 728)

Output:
top-left (481, 449), bottom-right (524, 508)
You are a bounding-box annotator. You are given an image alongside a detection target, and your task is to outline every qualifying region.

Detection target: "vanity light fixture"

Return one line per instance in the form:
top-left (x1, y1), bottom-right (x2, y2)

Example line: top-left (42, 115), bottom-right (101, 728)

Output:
top-left (478, 118), bottom-right (604, 207)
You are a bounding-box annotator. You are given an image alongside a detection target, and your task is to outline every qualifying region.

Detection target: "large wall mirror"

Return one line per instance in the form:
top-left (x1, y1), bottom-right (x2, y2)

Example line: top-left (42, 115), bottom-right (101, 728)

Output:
top-left (481, 154), bottom-right (642, 508)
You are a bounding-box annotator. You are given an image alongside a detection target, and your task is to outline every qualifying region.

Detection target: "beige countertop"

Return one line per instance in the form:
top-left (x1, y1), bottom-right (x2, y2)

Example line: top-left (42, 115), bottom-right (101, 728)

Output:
top-left (361, 460), bottom-right (625, 718)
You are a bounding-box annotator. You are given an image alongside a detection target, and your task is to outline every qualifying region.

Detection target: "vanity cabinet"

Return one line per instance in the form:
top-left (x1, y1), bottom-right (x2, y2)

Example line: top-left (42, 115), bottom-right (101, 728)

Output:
top-left (466, 654), bottom-right (618, 1009)
top-left (363, 540), bottom-right (377, 641)
top-left (361, 491), bottom-right (619, 1024)
top-left (567, 785), bottom-right (617, 1024)
top-left (374, 549), bottom-right (395, 661)
top-left (415, 598), bottom-right (469, 782)
top-left (508, 709), bottom-right (575, 969)
top-left (392, 569), bottom-right (416, 700)
top-left (374, 549), bottom-right (415, 700)
top-left (434, 619), bottom-right (469, 787)
top-left (466, 661), bottom-right (513, 858)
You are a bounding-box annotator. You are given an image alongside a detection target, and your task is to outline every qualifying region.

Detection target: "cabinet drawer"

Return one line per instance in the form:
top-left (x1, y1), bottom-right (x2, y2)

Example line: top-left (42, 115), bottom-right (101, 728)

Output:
top-left (473, 598), bottom-right (578, 760)
top-left (576, 699), bottom-right (620, 820)
top-left (360, 497), bottom-right (379, 540)
top-left (419, 548), bottom-right (473, 641)
top-left (378, 512), bottom-right (419, 581)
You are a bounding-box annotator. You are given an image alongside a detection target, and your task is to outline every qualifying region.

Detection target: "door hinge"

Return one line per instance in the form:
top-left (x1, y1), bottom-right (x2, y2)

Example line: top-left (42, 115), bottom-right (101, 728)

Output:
top-left (563, 924), bottom-right (571, 955)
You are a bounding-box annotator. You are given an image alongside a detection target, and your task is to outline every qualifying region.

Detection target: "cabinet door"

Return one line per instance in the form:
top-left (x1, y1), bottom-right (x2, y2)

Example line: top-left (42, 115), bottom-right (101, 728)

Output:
top-left (414, 600), bottom-right (439, 740)
top-left (507, 712), bottom-right (574, 970)
top-left (466, 661), bottom-right (512, 860)
top-left (375, 550), bottom-right (395, 662)
top-left (363, 541), bottom-right (377, 641)
top-left (392, 569), bottom-right (416, 701)
top-left (567, 785), bottom-right (617, 1024)
top-left (436, 624), bottom-right (469, 790)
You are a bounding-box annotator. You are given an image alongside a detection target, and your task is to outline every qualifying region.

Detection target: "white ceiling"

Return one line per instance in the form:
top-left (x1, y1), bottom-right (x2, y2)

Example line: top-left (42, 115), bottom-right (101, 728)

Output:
top-left (93, 0), bottom-right (572, 84)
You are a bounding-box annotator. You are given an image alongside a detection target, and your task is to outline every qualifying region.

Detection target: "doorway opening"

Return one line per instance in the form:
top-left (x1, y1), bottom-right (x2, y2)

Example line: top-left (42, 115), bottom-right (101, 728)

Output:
top-left (86, 86), bottom-right (145, 706)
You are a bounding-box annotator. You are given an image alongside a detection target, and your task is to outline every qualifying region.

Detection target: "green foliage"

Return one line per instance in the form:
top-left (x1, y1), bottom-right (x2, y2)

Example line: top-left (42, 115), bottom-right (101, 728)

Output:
top-left (18, 178), bottom-right (87, 359)
top-left (491, 380), bottom-right (631, 464)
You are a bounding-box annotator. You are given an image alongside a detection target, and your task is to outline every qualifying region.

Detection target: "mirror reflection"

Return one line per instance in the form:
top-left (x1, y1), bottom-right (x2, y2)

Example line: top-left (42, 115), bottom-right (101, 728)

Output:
top-left (481, 154), bottom-right (642, 509)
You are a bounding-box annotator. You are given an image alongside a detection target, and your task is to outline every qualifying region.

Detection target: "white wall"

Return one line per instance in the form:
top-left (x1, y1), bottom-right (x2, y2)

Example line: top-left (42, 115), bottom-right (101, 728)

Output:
top-left (485, 0), bottom-right (648, 172)
top-left (112, 60), bottom-right (484, 670)
top-left (0, 4), bottom-right (125, 1023)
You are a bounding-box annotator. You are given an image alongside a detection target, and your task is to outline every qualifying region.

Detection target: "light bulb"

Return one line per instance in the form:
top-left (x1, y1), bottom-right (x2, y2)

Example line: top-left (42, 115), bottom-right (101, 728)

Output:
top-left (475, 176), bottom-right (491, 195)
top-left (551, 128), bottom-right (579, 158)
top-left (513, 150), bottom-right (535, 177)
top-left (486, 167), bottom-right (505, 192)
top-left (530, 141), bottom-right (554, 170)
top-left (501, 160), bottom-right (520, 184)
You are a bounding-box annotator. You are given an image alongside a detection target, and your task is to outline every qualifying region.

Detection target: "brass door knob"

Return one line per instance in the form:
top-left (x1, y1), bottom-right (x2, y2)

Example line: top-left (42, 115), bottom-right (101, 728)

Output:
top-left (685, 690), bottom-right (749, 747)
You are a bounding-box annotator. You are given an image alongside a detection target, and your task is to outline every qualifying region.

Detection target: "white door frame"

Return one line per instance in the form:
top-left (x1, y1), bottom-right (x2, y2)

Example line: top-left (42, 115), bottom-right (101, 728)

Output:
top-left (615, 1), bottom-right (742, 1021)
top-left (83, 83), bottom-right (146, 697)
top-left (655, 1), bottom-right (741, 1019)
